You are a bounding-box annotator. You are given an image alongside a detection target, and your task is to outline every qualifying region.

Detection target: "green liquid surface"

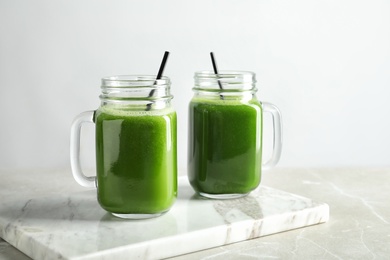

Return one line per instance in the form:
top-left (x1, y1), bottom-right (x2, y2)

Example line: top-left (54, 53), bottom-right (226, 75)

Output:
top-left (95, 107), bottom-right (177, 214)
top-left (188, 97), bottom-right (262, 195)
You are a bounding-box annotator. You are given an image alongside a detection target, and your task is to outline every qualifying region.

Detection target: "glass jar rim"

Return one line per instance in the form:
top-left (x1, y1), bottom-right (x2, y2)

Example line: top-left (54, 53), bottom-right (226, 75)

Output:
top-left (194, 70), bottom-right (256, 82)
top-left (194, 70), bottom-right (256, 92)
top-left (102, 75), bottom-right (170, 87)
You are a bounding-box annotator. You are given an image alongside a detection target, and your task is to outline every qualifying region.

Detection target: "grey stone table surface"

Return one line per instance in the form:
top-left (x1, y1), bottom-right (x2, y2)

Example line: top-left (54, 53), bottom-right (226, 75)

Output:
top-left (1, 167), bottom-right (389, 259)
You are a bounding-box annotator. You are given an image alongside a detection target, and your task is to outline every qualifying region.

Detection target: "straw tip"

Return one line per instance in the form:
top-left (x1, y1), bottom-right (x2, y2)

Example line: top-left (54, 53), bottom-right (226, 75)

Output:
top-left (156, 51), bottom-right (170, 80)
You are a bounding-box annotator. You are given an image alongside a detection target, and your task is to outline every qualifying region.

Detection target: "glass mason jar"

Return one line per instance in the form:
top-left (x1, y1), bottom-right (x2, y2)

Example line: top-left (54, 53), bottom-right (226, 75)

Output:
top-left (70, 75), bottom-right (177, 219)
top-left (188, 71), bottom-right (282, 199)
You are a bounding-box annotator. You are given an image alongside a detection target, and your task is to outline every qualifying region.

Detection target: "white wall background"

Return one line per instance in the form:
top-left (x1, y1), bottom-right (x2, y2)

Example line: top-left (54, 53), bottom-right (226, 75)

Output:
top-left (1, 0), bottom-right (389, 170)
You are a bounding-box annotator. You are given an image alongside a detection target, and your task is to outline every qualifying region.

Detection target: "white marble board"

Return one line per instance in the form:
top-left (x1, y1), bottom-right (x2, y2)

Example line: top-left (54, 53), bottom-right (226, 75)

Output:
top-left (0, 173), bottom-right (329, 260)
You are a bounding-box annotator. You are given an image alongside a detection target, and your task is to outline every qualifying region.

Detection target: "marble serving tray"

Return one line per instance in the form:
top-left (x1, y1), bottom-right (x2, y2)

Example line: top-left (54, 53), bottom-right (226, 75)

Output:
top-left (0, 175), bottom-right (329, 260)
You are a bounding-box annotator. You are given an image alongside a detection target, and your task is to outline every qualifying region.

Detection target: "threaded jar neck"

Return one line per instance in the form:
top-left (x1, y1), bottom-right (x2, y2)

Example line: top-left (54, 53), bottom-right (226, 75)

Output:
top-left (193, 71), bottom-right (257, 99)
top-left (100, 75), bottom-right (173, 110)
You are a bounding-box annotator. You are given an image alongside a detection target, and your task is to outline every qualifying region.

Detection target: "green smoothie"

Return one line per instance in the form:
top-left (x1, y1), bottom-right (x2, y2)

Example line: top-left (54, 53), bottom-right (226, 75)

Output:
top-left (188, 97), bottom-right (262, 195)
top-left (95, 106), bottom-right (177, 214)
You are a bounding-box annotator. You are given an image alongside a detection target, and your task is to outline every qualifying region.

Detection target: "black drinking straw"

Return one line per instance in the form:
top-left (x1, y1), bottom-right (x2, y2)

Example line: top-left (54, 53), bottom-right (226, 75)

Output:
top-left (156, 51), bottom-right (170, 81)
top-left (210, 52), bottom-right (224, 99)
top-left (146, 51), bottom-right (170, 110)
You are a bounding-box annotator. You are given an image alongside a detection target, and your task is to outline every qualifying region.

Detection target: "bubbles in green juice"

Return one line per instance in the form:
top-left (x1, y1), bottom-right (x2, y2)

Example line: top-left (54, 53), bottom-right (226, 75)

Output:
top-left (188, 97), bottom-right (262, 195)
top-left (95, 106), bottom-right (177, 214)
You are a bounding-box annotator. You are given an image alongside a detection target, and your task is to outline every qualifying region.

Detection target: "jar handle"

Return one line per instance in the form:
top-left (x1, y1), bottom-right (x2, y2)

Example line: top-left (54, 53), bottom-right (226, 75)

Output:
top-left (262, 102), bottom-right (283, 170)
top-left (70, 111), bottom-right (96, 188)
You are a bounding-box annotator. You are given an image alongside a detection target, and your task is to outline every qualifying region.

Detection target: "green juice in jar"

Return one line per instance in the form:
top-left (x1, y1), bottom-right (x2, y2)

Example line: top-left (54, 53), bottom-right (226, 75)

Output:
top-left (188, 97), bottom-right (263, 196)
top-left (95, 106), bottom-right (177, 214)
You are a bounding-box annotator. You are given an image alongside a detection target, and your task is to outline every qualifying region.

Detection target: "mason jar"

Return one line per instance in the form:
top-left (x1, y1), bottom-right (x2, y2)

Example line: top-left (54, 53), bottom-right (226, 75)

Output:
top-left (188, 71), bottom-right (282, 199)
top-left (70, 75), bottom-right (177, 219)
